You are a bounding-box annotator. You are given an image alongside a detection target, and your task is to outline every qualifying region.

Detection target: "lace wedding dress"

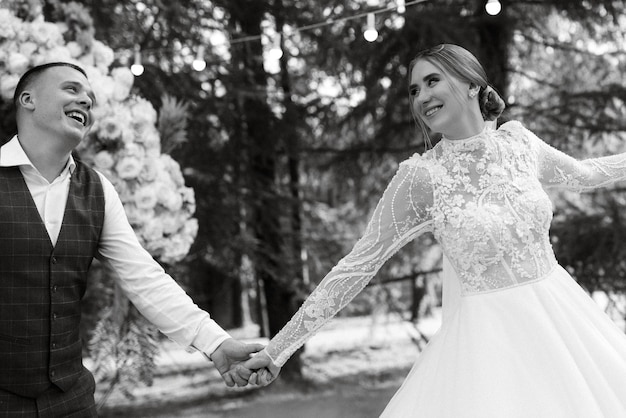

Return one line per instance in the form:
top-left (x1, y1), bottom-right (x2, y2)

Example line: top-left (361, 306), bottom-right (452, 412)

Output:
top-left (265, 121), bottom-right (626, 417)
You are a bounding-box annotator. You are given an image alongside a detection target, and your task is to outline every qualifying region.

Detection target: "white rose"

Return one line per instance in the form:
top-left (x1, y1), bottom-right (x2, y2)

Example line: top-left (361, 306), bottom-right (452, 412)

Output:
top-left (112, 66), bottom-right (134, 87)
top-left (83, 69), bottom-right (114, 103)
top-left (130, 98), bottom-right (158, 126)
top-left (145, 145), bottom-right (161, 160)
top-left (92, 40), bottom-right (114, 71)
top-left (7, 52), bottom-right (30, 74)
top-left (134, 186), bottom-right (158, 210)
top-left (28, 20), bottom-right (63, 47)
top-left (160, 235), bottom-right (190, 264)
top-left (66, 41), bottom-right (83, 58)
top-left (93, 151), bottom-right (115, 170)
top-left (160, 213), bottom-right (182, 235)
top-left (115, 156), bottom-right (142, 179)
top-left (141, 218), bottom-right (164, 242)
top-left (41, 46), bottom-right (73, 63)
top-left (97, 116), bottom-right (123, 140)
top-left (0, 74), bottom-right (20, 100)
top-left (19, 41), bottom-right (38, 57)
top-left (0, 10), bottom-right (18, 39)
top-left (145, 238), bottom-right (166, 258)
top-left (111, 67), bottom-right (134, 102)
top-left (159, 155), bottom-right (185, 187)
top-left (137, 207), bottom-right (155, 222)
top-left (122, 143), bottom-right (145, 158)
top-left (158, 187), bottom-right (183, 212)
top-left (183, 218), bottom-right (199, 239)
top-left (140, 128), bottom-right (161, 153)
top-left (140, 159), bottom-right (159, 182)
top-left (78, 51), bottom-right (95, 68)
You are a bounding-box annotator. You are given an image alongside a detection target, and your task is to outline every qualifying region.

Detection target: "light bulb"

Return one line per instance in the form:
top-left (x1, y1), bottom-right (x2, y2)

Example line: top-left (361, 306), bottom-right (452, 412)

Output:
top-left (268, 35), bottom-right (283, 60)
top-left (363, 13), bottom-right (378, 42)
top-left (485, 0), bottom-right (501, 16)
top-left (192, 59), bottom-right (206, 71)
top-left (131, 64), bottom-right (144, 76)
top-left (192, 45), bottom-right (206, 71)
top-left (268, 46), bottom-right (283, 60)
top-left (364, 28), bottom-right (378, 42)
top-left (131, 45), bottom-right (144, 76)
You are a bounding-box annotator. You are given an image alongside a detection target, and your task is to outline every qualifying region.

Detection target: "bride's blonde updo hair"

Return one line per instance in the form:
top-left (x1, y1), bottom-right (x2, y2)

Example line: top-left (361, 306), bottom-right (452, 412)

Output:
top-left (408, 44), bottom-right (506, 146)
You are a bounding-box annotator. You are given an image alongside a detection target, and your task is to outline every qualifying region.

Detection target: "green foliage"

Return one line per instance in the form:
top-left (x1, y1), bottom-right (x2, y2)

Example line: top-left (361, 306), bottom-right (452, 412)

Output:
top-left (158, 93), bottom-right (189, 153)
top-left (87, 265), bottom-right (160, 405)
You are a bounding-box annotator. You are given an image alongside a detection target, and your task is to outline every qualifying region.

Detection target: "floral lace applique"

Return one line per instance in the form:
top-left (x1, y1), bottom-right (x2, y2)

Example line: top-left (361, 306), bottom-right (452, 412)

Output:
top-left (429, 123), bottom-right (557, 294)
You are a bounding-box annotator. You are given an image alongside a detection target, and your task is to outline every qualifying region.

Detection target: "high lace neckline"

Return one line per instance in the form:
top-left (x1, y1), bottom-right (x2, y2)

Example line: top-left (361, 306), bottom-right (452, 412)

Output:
top-left (442, 125), bottom-right (491, 144)
top-left (439, 126), bottom-right (493, 153)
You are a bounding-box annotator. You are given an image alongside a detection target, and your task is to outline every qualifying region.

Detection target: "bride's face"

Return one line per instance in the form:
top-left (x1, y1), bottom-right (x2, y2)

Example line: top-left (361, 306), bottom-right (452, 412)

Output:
top-left (409, 59), bottom-right (471, 137)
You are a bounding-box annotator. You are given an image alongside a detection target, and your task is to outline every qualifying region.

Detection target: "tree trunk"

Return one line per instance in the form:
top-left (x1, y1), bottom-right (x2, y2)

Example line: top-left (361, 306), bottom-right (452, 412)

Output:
top-left (229, 0), bottom-right (303, 380)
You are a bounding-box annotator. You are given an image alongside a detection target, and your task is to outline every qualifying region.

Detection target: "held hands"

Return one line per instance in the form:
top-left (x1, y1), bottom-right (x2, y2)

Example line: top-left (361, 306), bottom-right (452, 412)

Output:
top-left (225, 349), bottom-right (281, 387)
top-left (209, 338), bottom-right (265, 387)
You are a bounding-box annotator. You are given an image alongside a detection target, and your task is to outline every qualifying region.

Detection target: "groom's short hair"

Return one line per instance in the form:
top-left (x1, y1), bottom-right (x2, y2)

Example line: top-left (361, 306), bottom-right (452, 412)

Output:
top-left (13, 62), bottom-right (88, 107)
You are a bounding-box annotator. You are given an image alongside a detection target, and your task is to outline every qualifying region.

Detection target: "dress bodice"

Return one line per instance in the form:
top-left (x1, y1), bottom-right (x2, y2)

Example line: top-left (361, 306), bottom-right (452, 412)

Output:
top-left (419, 125), bottom-right (557, 294)
top-left (265, 120), bottom-right (626, 367)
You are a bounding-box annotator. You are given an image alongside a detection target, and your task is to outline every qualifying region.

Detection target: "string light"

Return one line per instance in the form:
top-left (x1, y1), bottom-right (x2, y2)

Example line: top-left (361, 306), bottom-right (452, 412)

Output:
top-left (130, 44), bottom-right (144, 76)
top-left (228, 0), bottom-right (428, 46)
top-left (485, 0), bottom-right (501, 16)
top-left (363, 13), bottom-right (378, 42)
top-left (128, 0), bottom-right (429, 72)
top-left (192, 45), bottom-right (207, 71)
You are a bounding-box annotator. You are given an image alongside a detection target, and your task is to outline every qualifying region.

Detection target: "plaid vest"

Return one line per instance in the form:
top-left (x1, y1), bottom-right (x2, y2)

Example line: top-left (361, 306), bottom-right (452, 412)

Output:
top-left (0, 160), bottom-right (104, 398)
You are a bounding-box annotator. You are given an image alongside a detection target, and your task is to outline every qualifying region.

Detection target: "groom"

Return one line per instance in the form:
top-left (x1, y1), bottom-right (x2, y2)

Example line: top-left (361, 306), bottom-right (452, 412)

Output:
top-left (0, 62), bottom-right (262, 417)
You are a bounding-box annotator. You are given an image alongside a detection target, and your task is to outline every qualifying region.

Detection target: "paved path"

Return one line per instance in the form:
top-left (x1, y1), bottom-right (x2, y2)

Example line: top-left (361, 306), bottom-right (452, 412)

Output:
top-left (104, 385), bottom-right (400, 417)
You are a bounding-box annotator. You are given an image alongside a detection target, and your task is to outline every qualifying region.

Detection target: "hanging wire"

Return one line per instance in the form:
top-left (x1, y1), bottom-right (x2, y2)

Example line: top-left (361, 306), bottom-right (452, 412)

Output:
top-left (228, 0), bottom-right (429, 46)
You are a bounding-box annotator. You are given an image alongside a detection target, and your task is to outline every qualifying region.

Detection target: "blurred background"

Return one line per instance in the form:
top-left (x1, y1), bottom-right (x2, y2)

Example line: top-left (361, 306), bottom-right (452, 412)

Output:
top-left (1, 0), bottom-right (626, 416)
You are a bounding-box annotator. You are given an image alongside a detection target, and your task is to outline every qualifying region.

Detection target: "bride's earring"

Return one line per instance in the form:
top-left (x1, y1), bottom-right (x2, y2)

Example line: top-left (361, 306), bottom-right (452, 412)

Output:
top-left (469, 88), bottom-right (478, 98)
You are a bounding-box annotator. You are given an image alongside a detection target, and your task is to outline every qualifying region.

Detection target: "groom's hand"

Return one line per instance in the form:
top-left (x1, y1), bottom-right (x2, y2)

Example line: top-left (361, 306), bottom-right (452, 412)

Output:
top-left (210, 338), bottom-right (265, 387)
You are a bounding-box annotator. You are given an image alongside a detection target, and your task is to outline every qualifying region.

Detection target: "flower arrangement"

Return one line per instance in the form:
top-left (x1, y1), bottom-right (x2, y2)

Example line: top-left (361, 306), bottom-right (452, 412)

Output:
top-left (0, 2), bottom-right (198, 265)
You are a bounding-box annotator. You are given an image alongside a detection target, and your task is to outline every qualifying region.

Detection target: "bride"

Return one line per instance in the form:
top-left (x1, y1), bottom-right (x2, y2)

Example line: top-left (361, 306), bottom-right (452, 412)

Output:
top-left (236, 44), bottom-right (626, 417)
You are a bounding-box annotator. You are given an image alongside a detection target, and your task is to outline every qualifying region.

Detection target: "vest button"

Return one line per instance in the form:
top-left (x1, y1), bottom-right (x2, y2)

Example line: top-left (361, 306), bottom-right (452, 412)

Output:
top-left (52, 313), bottom-right (58, 320)
top-left (52, 285), bottom-right (58, 293)
top-left (51, 256), bottom-right (58, 264)
top-left (50, 369), bottom-right (56, 377)
top-left (51, 342), bottom-right (57, 349)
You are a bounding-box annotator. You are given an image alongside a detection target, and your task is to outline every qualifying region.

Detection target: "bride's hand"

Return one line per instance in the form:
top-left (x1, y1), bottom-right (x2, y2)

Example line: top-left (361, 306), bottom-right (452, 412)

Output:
top-left (241, 350), bottom-right (280, 386)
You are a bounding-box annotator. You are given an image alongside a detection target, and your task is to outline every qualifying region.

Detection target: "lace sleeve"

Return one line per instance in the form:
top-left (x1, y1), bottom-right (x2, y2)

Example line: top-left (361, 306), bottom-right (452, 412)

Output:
top-left (524, 126), bottom-right (626, 191)
top-left (265, 157), bottom-right (434, 367)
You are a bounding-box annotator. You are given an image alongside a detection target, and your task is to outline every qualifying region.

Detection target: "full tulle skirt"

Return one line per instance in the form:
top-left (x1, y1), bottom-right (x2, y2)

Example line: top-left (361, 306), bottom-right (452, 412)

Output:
top-left (380, 263), bottom-right (626, 418)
